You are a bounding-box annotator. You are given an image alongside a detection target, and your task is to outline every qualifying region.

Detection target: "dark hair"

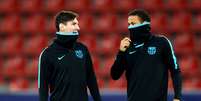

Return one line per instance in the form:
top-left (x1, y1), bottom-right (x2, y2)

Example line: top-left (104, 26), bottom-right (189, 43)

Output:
top-left (55, 10), bottom-right (78, 31)
top-left (128, 9), bottom-right (151, 22)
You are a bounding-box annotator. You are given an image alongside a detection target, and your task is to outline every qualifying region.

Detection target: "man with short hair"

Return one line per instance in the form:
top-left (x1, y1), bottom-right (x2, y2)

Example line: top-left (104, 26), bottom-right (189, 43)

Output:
top-left (111, 9), bottom-right (182, 101)
top-left (38, 10), bottom-right (101, 101)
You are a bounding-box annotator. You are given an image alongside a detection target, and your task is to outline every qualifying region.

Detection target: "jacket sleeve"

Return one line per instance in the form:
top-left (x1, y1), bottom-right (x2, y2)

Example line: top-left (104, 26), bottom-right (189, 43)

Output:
top-left (162, 37), bottom-right (182, 99)
top-left (110, 51), bottom-right (127, 80)
top-left (85, 49), bottom-right (101, 101)
top-left (38, 49), bottom-right (50, 101)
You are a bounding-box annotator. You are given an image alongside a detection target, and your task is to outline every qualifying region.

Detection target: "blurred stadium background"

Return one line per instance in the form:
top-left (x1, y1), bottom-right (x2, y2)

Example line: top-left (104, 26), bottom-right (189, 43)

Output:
top-left (0, 0), bottom-right (201, 101)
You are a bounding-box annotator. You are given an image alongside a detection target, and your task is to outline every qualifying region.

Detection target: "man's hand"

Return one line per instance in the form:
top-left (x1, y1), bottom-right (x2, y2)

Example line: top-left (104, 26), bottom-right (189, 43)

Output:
top-left (120, 37), bottom-right (131, 52)
top-left (173, 99), bottom-right (180, 101)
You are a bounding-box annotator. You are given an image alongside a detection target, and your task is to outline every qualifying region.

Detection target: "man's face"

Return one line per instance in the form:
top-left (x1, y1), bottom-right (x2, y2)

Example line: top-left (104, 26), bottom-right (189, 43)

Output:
top-left (60, 18), bottom-right (80, 32)
top-left (128, 15), bottom-right (142, 26)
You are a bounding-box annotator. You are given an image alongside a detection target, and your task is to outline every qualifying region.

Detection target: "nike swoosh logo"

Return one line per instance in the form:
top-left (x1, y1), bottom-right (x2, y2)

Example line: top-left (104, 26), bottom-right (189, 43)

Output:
top-left (129, 51), bottom-right (136, 54)
top-left (58, 55), bottom-right (65, 60)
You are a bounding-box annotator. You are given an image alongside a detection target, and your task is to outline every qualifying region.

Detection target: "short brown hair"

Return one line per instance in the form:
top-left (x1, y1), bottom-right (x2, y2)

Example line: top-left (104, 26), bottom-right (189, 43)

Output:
top-left (55, 10), bottom-right (79, 31)
top-left (128, 9), bottom-right (151, 22)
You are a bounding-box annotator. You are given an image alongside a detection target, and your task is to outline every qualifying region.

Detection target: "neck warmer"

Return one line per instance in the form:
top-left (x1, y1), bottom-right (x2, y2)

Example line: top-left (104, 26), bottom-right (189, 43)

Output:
top-left (54, 31), bottom-right (79, 49)
top-left (128, 21), bottom-right (151, 43)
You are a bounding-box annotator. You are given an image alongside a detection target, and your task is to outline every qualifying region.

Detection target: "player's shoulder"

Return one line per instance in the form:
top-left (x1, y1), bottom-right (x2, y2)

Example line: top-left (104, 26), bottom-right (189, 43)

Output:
top-left (154, 34), bottom-right (174, 49)
top-left (153, 34), bottom-right (170, 43)
top-left (39, 42), bottom-right (56, 57)
top-left (38, 47), bottom-right (50, 59)
top-left (75, 42), bottom-right (89, 51)
top-left (76, 42), bottom-right (87, 48)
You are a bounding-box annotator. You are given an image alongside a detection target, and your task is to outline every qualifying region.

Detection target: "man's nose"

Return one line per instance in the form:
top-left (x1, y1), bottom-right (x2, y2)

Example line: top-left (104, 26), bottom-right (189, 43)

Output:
top-left (76, 25), bottom-right (80, 30)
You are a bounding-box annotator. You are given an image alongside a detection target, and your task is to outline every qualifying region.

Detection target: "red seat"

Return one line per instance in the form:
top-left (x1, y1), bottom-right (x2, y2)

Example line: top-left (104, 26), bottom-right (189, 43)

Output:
top-left (25, 59), bottom-right (38, 78)
top-left (98, 57), bottom-right (115, 78)
top-left (165, 0), bottom-right (188, 11)
top-left (23, 35), bottom-right (48, 56)
top-left (151, 13), bottom-right (168, 34)
top-left (65, 0), bottom-right (90, 12)
top-left (43, 0), bottom-right (65, 13)
top-left (195, 36), bottom-right (201, 54)
top-left (173, 32), bottom-right (194, 55)
top-left (183, 78), bottom-right (199, 91)
top-left (108, 76), bottom-right (126, 89)
top-left (140, 0), bottom-right (164, 12)
top-left (116, 15), bottom-right (129, 33)
top-left (114, 0), bottom-right (138, 13)
top-left (0, 76), bottom-right (4, 85)
top-left (27, 80), bottom-right (38, 91)
top-left (189, 0), bottom-right (201, 10)
top-left (97, 78), bottom-right (105, 88)
top-left (97, 34), bottom-right (120, 56)
top-left (19, 0), bottom-right (42, 13)
top-left (3, 56), bottom-right (26, 78)
top-left (9, 78), bottom-right (29, 92)
top-left (0, 58), bottom-right (2, 74)
top-left (179, 55), bottom-right (199, 78)
top-left (21, 15), bottom-right (46, 33)
top-left (91, 0), bottom-right (113, 13)
top-left (79, 34), bottom-right (97, 54)
top-left (0, 0), bottom-right (17, 13)
top-left (78, 14), bottom-right (93, 33)
top-left (168, 13), bottom-right (192, 32)
top-left (196, 80), bottom-right (201, 89)
top-left (1, 36), bottom-right (23, 56)
top-left (193, 14), bottom-right (201, 32)
top-left (0, 40), bottom-right (2, 55)
top-left (93, 14), bottom-right (117, 34)
top-left (0, 15), bottom-right (21, 33)
top-left (45, 18), bottom-right (56, 33)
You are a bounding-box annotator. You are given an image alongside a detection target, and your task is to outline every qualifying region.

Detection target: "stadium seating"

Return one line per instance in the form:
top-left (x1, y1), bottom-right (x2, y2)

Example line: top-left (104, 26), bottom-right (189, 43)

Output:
top-left (165, 0), bottom-right (188, 11)
top-left (45, 17), bottom-right (56, 33)
top-left (179, 55), bottom-right (199, 78)
top-left (140, 0), bottom-right (164, 12)
top-left (25, 59), bottom-right (38, 78)
top-left (79, 33), bottom-right (97, 54)
top-left (0, 0), bottom-right (200, 92)
top-left (193, 14), bottom-right (201, 32)
top-left (93, 14), bottom-right (117, 34)
top-left (173, 32), bottom-right (195, 55)
top-left (96, 34), bottom-right (120, 56)
top-left (98, 57), bottom-right (115, 78)
top-left (3, 56), bottom-right (26, 78)
top-left (151, 13), bottom-right (168, 34)
top-left (1, 36), bottom-right (23, 56)
top-left (0, 0), bottom-right (17, 13)
top-left (0, 15), bottom-right (21, 33)
top-left (108, 76), bottom-right (126, 89)
top-left (183, 78), bottom-right (199, 91)
top-left (194, 36), bottom-right (201, 54)
top-left (91, 0), bottom-right (113, 13)
top-left (42, 0), bottom-right (65, 13)
top-left (78, 14), bottom-right (93, 33)
top-left (168, 13), bottom-right (192, 32)
top-left (114, 0), bottom-right (138, 13)
top-left (23, 35), bottom-right (48, 56)
top-left (21, 15), bottom-right (46, 33)
top-left (64, 0), bottom-right (90, 12)
top-left (116, 15), bottom-right (129, 33)
top-left (189, 0), bottom-right (201, 11)
top-left (19, 0), bottom-right (42, 13)
top-left (9, 78), bottom-right (29, 92)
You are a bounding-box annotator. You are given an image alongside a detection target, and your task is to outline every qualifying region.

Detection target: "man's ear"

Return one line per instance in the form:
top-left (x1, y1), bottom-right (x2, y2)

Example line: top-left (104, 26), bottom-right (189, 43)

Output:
top-left (59, 23), bottom-right (66, 31)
